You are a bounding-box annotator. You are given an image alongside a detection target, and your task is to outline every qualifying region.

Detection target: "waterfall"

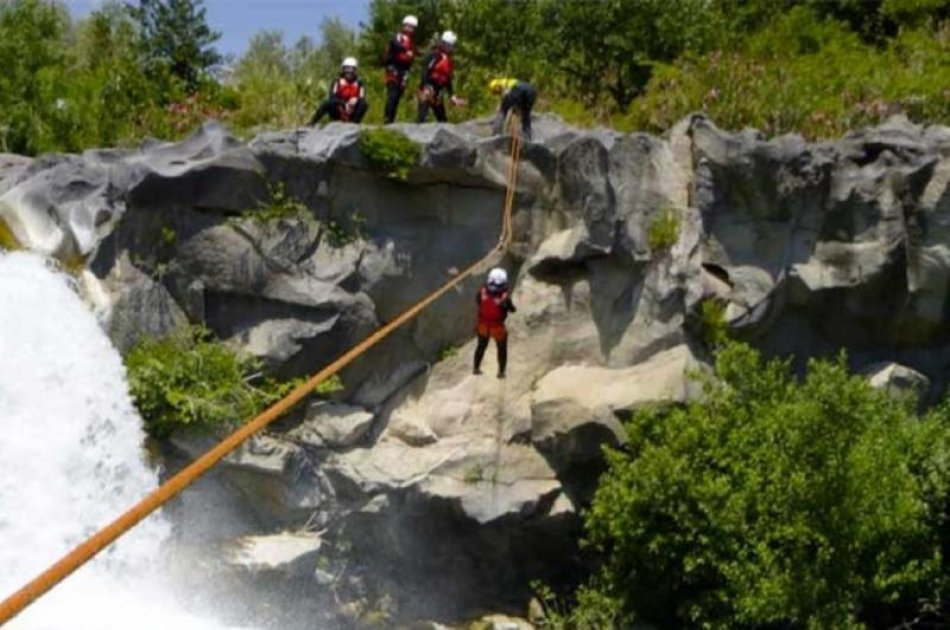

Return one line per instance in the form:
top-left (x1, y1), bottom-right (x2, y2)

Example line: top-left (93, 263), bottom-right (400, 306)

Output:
top-left (0, 252), bottom-right (228, 629)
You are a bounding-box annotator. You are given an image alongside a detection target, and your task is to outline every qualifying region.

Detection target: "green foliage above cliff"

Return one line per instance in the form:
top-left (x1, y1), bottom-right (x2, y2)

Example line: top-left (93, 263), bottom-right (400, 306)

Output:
top-left (0, 0), bottom-right (947, 153)
top-left (564, 342), bottom-right (950, 628)
top-left (621, 7), bottom-right (950, 139)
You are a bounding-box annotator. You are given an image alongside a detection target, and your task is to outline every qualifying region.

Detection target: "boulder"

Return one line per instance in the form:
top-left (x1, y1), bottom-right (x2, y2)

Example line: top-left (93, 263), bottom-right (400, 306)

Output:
top-left (225, 531), bottom-right (323, 578)
top-left (288, 401), bottom-right (375, 449)
top-left (169, 433), bottom-right (330, 525)
top-left (97, 255), bottom-right (189, 352)
top-left (861, 362), bottom-right (930, 398)
top-left (531, 345), bottom-right (703, 471)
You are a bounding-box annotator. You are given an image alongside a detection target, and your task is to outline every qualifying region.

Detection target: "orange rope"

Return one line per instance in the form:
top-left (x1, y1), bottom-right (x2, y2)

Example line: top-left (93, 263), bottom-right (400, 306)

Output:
top-left (0, 124), bottom-right (523, 626)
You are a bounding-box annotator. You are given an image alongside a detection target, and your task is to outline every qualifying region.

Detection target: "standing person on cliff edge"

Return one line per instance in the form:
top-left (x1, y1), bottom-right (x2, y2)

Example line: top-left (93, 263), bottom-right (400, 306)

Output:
top-left (383, 15), bottom-right (418, 124)
top-left (417, 30), bottom-right (466, 123)
top-left (474, 267), bottom-right (516, 379)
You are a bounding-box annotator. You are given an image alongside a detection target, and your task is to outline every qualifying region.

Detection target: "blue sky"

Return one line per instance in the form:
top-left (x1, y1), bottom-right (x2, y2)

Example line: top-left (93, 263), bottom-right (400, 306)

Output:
top-left (65, 1), bottom-right (371, 56)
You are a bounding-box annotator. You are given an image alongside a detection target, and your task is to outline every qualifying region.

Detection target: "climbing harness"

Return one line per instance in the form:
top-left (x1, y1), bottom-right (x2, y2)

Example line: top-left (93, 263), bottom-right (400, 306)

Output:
top-left (0, 119), bottom-right (524, 625)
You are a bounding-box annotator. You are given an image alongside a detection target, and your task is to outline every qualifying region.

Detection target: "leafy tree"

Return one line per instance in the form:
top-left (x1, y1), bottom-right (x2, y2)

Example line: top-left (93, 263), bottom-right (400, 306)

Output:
top-left (45, 2), bottom-right (160, 151)
top-left (622, 6), bottom-right (950, 139)
top-left (127, 0), bottom-right (221, 92)
top-left (320, 15), bottom-right (359, 70)
top-left (230, 18), bottom-right (358, 131)
top-left (575, 342), bottom-right (950, 628)
top-left (538, 0), bottom-right (719, 110)
top-left (0, 0), bottom-right (69, 154)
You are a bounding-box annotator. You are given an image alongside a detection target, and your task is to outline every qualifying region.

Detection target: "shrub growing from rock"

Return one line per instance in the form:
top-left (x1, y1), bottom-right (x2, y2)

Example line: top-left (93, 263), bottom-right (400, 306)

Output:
top-left (359, 128), bottom-right (420, 180)
top-left (126, 326), bottom-right (296, 438)
top-left (647, 206), bottom-right (681, 252)
top-left (573, 342), bottom-right (950, 628)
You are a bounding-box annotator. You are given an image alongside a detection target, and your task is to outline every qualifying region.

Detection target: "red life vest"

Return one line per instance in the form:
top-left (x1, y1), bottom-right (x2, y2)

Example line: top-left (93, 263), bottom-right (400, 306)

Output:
top-left (335, 76), bottom-right (362, 101)
top-left (391, 32), bottom-right (415, 66)
top-left (478, 287), bottom-right (508, 324)
top-left (428, 50), bottom-right (453, 86)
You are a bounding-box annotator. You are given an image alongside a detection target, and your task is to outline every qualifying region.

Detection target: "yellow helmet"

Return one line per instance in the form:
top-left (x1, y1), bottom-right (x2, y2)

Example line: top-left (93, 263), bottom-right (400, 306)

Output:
top-left (488, 78), bottom-right (517, 94)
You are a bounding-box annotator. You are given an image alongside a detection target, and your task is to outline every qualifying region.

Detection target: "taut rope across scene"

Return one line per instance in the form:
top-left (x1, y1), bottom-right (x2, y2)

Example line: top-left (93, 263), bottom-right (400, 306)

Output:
top-left (0, 122), bottom-right (523, 625)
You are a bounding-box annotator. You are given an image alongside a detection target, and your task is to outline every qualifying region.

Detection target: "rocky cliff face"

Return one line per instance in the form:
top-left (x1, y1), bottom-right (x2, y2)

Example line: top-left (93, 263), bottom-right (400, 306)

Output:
top-left (3, 113), bottom-right (949, 624)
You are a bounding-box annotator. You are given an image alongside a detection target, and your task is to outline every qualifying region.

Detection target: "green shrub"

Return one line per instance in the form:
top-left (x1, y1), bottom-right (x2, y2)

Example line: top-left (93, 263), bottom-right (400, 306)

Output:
top-left (438, 344), bottom-right (459, 361)
top-left (697, 296), bottom-right (728, 347)
top-left (239, 182), bottom-right (309, 224)
top-left (575, 342), bottom-right (950, 628)
top-left (324, 211), bottom-right (366, 248)
top-left (358, 128), bottom-right (420, 180)
top-left (126, 326), bottom-right (296, 438)
top-left (313, 373), bottom-right (344, 397)
top-left (646, 205), bottom-right (681, 252)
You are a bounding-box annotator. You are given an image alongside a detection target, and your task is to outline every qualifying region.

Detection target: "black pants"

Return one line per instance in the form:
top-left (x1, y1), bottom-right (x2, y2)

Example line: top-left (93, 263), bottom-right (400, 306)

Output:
top-left (474, 334), bottom-right (507, 375)
top-left (310, 98), bottom-right (368, 125)
top-left (417, 85), bottom-right (447, 123)
top-left (493, 84), bottom-right (537, 139)
top-left (384, 81), bottom-right (406, 124)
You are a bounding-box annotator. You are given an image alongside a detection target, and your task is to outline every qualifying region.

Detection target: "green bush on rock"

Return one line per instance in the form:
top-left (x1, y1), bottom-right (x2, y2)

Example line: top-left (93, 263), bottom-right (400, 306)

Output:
top-left (126, 326), bottom-right (295, 438)
top-left (646, 205), bottom-right (681, 252)
top-left (571, 342), bottom-right (950, 628)
top-left (359, 128), bottom-right (420, 180)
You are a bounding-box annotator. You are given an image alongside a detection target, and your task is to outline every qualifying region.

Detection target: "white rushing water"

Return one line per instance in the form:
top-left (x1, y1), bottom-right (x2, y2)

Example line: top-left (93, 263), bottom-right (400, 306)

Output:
top-left (0, 252), bottom-right (226, 629)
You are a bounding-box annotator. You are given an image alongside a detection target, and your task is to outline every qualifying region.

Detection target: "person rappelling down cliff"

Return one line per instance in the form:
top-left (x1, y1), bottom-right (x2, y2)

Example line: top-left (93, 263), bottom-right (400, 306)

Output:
top-left (474, 268), bottom-right (516, 379)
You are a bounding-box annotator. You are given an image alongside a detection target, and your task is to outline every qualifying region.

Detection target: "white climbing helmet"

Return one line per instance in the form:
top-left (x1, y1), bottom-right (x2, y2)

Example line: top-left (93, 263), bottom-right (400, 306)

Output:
top-left (441, 30), bottom-right (458, 46)
top-left (487, 267), bottom-right (508, 288)
top-left (402, 15), bottom-right (418, 27)
top-left (341, 57), bottom-right (358, 70)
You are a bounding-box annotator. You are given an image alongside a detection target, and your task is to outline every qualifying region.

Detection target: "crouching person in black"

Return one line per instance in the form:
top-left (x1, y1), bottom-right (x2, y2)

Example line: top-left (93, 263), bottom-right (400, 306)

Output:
top-left (489, 78), bottom-right (537, 141)
top-left (309, 57), bottom-right (368, 125)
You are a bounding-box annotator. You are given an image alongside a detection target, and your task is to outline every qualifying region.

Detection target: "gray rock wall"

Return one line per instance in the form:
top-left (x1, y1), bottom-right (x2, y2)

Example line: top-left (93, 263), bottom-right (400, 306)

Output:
top-left (3, 113), bottom-right (950, 623)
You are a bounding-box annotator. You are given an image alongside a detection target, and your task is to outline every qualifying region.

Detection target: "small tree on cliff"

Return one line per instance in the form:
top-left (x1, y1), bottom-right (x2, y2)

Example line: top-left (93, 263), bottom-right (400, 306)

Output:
top-left (127, 0), bottom-right (221, 92)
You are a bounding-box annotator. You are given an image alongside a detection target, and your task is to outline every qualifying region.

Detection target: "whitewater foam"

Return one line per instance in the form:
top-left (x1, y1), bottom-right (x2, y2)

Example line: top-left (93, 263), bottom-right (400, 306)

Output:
top-left (0, 252), bottom-right (227, 629)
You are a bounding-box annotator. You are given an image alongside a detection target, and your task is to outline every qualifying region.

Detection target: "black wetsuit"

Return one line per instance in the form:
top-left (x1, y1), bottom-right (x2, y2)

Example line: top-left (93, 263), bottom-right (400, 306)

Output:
top-left (492, 81), bottom-right (537, 140)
